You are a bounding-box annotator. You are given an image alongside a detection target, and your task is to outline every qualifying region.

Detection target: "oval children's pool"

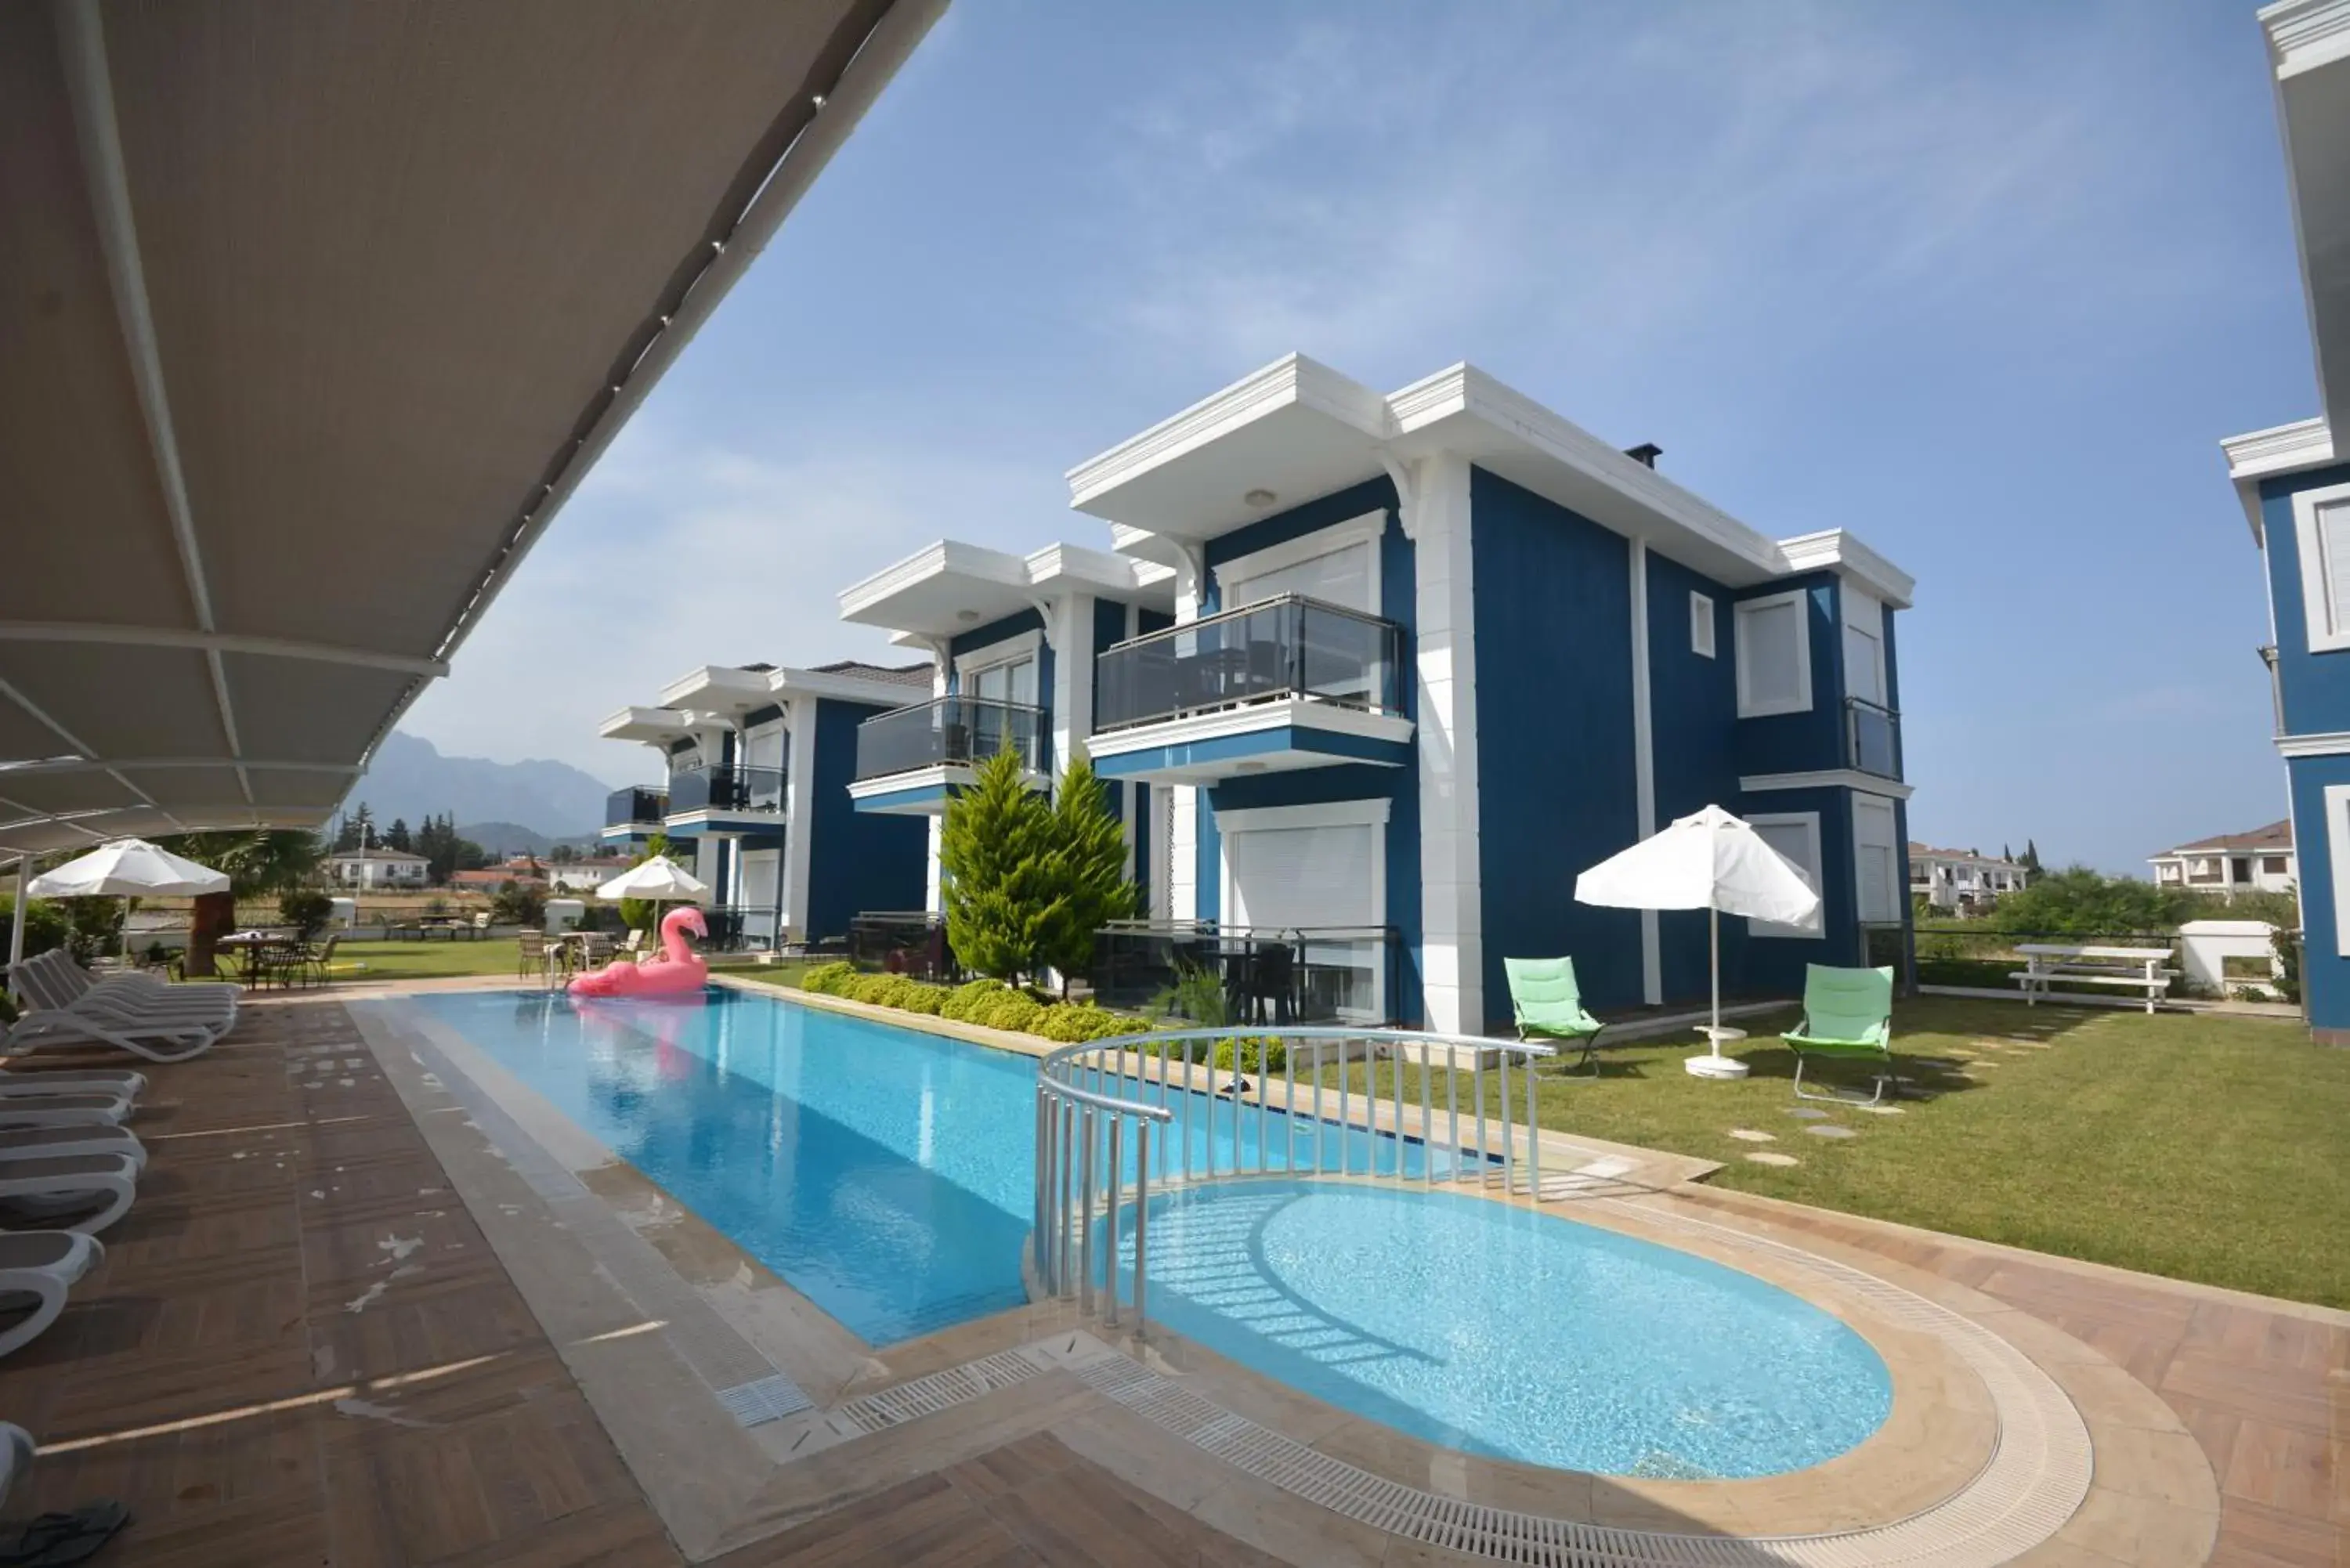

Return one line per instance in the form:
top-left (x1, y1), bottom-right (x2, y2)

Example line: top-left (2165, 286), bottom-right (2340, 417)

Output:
top-left (1121, 1180), bottom-right (1893, 1479)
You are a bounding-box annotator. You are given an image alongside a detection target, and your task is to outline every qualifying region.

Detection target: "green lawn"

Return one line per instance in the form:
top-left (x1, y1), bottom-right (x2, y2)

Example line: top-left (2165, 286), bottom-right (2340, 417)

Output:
top-left (321, 938), bottom-right (533, 982)
top-left (1311, 996), bottom-right (2350, 1310)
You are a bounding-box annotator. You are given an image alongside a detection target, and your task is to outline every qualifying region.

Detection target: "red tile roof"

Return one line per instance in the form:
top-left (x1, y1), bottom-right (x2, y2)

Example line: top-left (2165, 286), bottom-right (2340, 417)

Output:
top-left (2155, 820), bottom-right (2293, 855)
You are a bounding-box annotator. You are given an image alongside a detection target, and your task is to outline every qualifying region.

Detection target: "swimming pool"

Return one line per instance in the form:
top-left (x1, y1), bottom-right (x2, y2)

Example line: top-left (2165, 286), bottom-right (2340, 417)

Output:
top-left (416, 988), bottom-right (1890, 1476)
top-left (1121, 1180), bottom-right (1890, 1478)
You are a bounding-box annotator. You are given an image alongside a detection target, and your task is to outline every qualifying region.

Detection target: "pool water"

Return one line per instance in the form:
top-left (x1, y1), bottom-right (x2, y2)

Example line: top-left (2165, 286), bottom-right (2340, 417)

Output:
top-left (1122, 1180), bottom-right (1892, 1477)
top-left (416, 988), bottom-right (1892, 1476)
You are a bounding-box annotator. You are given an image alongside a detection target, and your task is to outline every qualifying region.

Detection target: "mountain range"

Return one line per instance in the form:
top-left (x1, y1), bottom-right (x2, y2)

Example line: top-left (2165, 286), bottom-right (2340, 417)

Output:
top-left (341, 732), bottom-right (617, 845)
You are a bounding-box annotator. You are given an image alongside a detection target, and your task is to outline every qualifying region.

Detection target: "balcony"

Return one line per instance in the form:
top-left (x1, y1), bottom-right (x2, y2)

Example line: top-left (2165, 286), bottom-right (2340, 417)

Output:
top-left (1844, 696), bottom-right (1901, 779)
top-left (664, 764), bottom-right (784, 830)
top-left (601, 786), bottom-right (668, 844)
top-left (848, 696), bottom-right (1046, 815)
top-left (1088, 595), bottom-right (1414, 786)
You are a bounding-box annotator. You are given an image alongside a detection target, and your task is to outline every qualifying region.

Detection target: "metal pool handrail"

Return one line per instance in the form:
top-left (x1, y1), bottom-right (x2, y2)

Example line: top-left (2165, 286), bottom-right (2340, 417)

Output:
top-left (1033, 1027), bottom-right (1558, 1343)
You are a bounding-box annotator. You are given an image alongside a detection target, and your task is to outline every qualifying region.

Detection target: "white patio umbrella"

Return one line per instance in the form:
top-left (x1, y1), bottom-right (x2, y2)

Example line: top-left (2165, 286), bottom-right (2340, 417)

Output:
top-left (1574, 804), bottom-right (1821, 1080)
top-left (595, 855), bottom-right (710, 903)
top-left (27, 838), bottom-right (230, 966)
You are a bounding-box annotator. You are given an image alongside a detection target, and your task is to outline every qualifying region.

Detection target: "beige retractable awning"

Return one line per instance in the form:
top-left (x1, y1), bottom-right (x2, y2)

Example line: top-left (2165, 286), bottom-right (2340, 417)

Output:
top-left (0, 0), bottom-right (942, 861)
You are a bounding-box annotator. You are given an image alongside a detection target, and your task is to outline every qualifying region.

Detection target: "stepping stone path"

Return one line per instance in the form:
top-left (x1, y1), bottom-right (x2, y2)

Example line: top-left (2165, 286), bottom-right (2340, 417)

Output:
top-left (1786, 1107), bottom-right (1830, 1120)
top-left (1744, 1151), bottom-right (1799, 1167)
top-left (1855, 1104), bottom-right (1905, 1115)
top-left (1726, 1129), bottom-right (1776, 1143)
top-left (1802, 1124), bottom-right (1857, 1139)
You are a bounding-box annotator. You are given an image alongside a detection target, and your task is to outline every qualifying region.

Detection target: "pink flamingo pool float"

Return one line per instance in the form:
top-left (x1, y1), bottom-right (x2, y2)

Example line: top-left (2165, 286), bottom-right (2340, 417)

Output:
top-left (569, 905), bottom-right (709, 999)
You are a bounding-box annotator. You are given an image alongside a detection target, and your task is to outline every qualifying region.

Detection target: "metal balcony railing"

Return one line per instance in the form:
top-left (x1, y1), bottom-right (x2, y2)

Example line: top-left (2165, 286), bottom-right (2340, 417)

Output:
top-left (1844, 696), bottom-right (1900, 779)
top-left (667, 764), bottom-right (784, 815)
top-left (1095, 594), bottom-right (1405, 733)
top-left (855, 695), bottom-right (1044, 782)
top-left (605, 786), bottom-right (667, 827)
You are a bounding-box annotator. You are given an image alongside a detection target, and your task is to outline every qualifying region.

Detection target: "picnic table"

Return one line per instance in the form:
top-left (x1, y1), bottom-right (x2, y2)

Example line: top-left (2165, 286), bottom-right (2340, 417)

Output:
top-left (2010, 944), bottom-right (2177, 1013)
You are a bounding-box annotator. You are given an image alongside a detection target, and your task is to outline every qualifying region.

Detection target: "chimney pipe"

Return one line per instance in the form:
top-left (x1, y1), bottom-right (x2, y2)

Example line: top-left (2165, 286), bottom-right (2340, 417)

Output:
top-left (1625, 443), bottom-right (1663, 469)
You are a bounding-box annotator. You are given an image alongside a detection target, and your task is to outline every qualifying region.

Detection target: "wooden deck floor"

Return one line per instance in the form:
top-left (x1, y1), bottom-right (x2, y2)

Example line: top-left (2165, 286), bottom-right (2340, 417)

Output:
top-left (0, 993), bottom-right (2337, 1566)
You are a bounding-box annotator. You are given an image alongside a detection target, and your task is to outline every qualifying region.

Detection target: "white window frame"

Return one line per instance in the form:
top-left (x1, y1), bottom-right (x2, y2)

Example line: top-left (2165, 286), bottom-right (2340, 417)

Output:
top-left (1690, 591), bottom-right (1716, 659)
top-left (2294, 480), bottom-right (2350, 653)
top-left (2328, 785), bottom-right (2350, 956)
top-left (1744, 810), bottom-right (1824, 938)
top-left (1841, 587), bottom-right (1887, 707)
top-left (951, 628), bottom-right (1045, 682)
top-left (1852, 793), bottom-right (1902, 927)
top-left (1211, 511), bottom-right (1385, 616)
top-left (1734, 589), bottom-right (1813, 717)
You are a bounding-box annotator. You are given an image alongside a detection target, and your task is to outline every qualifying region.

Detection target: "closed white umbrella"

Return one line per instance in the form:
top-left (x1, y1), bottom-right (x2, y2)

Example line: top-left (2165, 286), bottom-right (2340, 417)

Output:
top-left (594, 856), bottom-right (710, 903)
top-left (1574, 805), bottom-right (1820, 1080)
top-left (29, 838), bottom-right (230, 970)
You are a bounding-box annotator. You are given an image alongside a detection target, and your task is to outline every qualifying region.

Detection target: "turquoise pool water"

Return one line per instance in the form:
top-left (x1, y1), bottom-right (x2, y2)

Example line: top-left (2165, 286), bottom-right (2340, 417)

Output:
top-left (1120, 1180), bottom-right (1892, 1478)
top-left (416, 988), bottom-right (1891, 1476)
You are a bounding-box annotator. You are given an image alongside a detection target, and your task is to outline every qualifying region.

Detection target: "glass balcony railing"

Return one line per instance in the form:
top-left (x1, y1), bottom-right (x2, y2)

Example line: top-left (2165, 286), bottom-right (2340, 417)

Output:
top-left (1846, 696), bottom-right (1900, 779)
top-left (703, 905), bottom-right (779, 952)
top-left (605, 786), bottom-right (667, 827)
top-left (855, 696), bottom-right (1045, 782)
top-left (1090, 920), bottom-right (1397, 1026)
top-left (1095, 594), bottom-right (1405, 733)
top-left (667, 764), bottom-right (785, 815)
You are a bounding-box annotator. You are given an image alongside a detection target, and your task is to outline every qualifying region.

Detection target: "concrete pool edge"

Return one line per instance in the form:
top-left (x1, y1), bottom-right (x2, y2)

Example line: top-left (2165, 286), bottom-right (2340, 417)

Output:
top-left (349, 989), bottom-right (2214, 1566)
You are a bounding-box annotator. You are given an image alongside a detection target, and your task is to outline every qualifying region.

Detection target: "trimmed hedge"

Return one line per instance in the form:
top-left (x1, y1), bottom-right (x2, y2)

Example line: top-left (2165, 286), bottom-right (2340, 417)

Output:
top-left (794, 965), bottom-right (1142, 1047)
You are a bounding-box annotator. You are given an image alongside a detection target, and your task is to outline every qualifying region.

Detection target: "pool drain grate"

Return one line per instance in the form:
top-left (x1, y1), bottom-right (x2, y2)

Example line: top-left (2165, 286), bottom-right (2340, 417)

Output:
top-left (715, 1374), bottom-right (814, 1429)
top-left (833, 1350), bottom-right (1043, 1433)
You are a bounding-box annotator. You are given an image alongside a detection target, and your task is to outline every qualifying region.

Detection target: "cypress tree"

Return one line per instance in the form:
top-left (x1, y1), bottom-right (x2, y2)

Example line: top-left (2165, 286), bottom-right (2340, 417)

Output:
top-left (1039, 748), bottom-right (1141, 995)
top-left (940, 747), bottom-right (1059, 985)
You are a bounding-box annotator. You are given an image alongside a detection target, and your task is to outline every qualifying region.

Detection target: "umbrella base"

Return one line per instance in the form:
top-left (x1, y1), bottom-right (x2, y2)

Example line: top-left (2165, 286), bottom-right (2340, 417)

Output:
top-left (1683, 1054), bottom-right (1750, 1080)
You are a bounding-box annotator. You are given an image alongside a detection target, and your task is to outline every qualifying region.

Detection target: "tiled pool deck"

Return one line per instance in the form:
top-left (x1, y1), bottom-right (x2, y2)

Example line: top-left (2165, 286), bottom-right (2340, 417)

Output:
top-left (0, 985), bottom-right (2337, 1566)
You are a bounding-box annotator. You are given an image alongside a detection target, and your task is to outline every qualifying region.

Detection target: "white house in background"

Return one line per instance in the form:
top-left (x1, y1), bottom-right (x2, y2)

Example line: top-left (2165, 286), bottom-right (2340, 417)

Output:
top-left (1907, 844), bottom-right (2026, 914)
top-left (2148, 821), bottom-right (2297, 898)
top-left (322, 849), bottom-right (430, 889)
top-left (547, 858), bottom-right (633, 893)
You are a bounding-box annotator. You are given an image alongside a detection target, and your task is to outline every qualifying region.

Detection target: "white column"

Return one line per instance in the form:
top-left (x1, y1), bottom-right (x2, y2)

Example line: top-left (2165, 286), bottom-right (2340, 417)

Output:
top-left (1168, 557), bottom-right (1202, 921)
top-left (926, 642), bottom-right (949, 912)
top-left (781, 695), bottom-right (819, 941)
top-left (1407, 453), bottom-right (1484, 1035)
top-left (7, 860), bottom-right (26, 999)
top-left (1629, 539), bottom-right (1662, 1005)
top-left (1049, 591), bottom-right (1095, 785)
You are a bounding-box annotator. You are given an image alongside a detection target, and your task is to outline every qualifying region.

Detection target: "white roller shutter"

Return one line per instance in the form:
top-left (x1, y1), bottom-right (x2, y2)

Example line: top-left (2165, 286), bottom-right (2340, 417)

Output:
top-left (1226, 824), bottom-right (1377, 931)
top-left (1223, 540), bottom-right (1375, 614)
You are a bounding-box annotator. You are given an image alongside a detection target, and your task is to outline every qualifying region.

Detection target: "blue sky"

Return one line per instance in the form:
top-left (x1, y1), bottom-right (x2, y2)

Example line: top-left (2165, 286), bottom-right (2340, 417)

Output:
top-left (400, 0), bottom-right (2317, 874)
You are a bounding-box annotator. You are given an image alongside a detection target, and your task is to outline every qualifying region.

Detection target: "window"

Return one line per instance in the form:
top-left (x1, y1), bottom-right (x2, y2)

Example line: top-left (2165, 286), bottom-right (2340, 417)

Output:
top-left (2262, 855), bottom-right (2290, 876)
top-left (1690, 591), bottom-right (1716, 658)
top-left (1853, 796), bottom-right (1900, 924)
top-left (1214, 513), bottom-right (1383, 616)
top-left (1746, 812), bottom-right (1823, 938)
top-left (2292, 480), bottom-right (2350, 653)
top-left (1842, 588), bottom-right (1887, 708)
top-left (2328, 786), bottom-right (2350, 956)
top-left (1217, 799), bottom-right (1389, 1019)
top-left (955, 630), bottom-right (1043, 709)
top-left (1734, 591), bottom-right (1812, 717)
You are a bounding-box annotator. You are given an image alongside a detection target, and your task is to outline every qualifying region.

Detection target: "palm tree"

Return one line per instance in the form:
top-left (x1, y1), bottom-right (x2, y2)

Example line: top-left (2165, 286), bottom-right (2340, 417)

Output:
top-left (155, 829), bottom-right (325, 977)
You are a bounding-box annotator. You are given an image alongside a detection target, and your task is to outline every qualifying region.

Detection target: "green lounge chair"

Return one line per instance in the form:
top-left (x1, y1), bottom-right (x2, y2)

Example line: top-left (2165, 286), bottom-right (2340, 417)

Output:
top-left (1784, 964), bottom-right (1896, 1105)
top-left (1502, 957), bottom-right (1603, 1076)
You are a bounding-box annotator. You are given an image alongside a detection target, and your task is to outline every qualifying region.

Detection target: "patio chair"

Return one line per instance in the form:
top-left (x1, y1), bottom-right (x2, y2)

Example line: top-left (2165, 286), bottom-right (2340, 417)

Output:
top-left (1783, 964), bottom-right (1896, 1106)
top-left (620, 929), bottom-right (645, 957)
top-left (1502, 957), bottom-right (1604, 1076)
top-left (0, 1231), bottom-right (104, 1359)
top-left (0, 1154), bottom-right (139, 1236)
top-left (517, 930), bottom-right (547, 980)
top-left (295, 935), bottom-right (340, 988)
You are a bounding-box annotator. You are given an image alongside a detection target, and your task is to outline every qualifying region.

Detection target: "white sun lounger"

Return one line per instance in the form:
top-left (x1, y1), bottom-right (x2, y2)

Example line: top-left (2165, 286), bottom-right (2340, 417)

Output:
top-left (0, 1421), bottom-right (29, 1508)
top-left (0, 1126), bottom-right (146, 1171)
top-left (0, 1155), bottom-right (137, 1237)
top-left (15, 955), bottom-right (234, 1034)
top-left (0, 1231), bottom-right (102, 1359)
top-left (2, 1005), bottom-right (218, 1064)
top-left (0, 1067), bottom-right (146, 1101)
top-left (0, 1093), bottom-right (134, 1130)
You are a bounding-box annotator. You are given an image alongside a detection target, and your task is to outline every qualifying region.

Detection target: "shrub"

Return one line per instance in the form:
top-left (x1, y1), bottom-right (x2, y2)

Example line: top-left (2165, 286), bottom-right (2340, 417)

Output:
top-left (63, 898), bottom-right (125, 963)
top-left (1146, 963), bottom-right (1230, 1026)
top-left (490, 881), bottom-right (545, 928)
top-left (1033, 1003), bottom-right (1136, 1044)
top-left (939, 978), bottom-right (1009, 1022)
top-left (800, 961), bottom-right (856, 995)
top-left (897, 983), bottom-right (949, 1016)
top-left (1212, 1037), bottom-right (1286, 1074)
top-left (0, 898), bottom-right (69, 959)
top-left (971, 991), bottom-right (1046, 1035)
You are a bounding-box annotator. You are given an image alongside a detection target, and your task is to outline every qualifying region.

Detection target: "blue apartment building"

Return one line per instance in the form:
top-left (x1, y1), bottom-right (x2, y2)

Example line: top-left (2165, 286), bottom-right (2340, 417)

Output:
top-left (599, 660), bottom-right (931, 949)
top-left (841, 355), bottom-right (1914, 1035)
top-left (2224, 1), bottom-right (2350, 1039)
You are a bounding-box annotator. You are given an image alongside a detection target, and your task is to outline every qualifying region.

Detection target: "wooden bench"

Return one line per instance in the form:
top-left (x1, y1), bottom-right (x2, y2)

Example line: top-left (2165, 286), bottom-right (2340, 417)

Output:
top-left (2009, 944), bottom-right (2177, 1013)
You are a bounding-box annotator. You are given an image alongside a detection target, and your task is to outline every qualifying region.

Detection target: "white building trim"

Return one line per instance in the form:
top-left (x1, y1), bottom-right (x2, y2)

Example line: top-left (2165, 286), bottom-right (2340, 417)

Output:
top-left (1085, 696), bottom-right (1415, 760)
top-left (1211, 798), bottom-right (1391, 834)
top-left (2276, 729), bottom-right (2350, 756)
top-left (1168, 555), bottom-right (1200, 920)
top-left (2327, 785), bottom-right (2350, 956)
top-left (1629, 540), bottom-right (1661, 1005)
top-left (780, 694), bottom-right (818, 941)
top-left (2291, 480), bottom-right (2350, 652)
top-left (1404, 451), bottom-right (1481, 1035)
top-left (1742, 769), bottom-right (1916, 800)
top-left (951, 628), bottom-right (1045, 681)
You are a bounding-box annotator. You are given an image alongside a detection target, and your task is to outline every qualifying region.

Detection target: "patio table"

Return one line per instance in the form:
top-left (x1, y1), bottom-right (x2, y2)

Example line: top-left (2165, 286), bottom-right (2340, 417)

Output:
top-left (215, 931), bottom-right (298, 991)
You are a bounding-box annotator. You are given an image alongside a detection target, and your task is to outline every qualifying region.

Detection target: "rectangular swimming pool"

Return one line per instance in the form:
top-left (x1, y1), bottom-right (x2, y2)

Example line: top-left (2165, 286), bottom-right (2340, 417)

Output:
top-left (415, 987), bottom-right (1439, 1344)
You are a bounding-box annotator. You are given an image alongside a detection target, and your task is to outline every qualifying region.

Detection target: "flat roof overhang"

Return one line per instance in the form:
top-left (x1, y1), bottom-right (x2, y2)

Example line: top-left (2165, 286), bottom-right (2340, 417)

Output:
top-left (598, 707), bottom-right (694, 745)
top-left (837, 538), bottom-right (1176, 639)
top-left (1072, 356), bottom-right (1913, 609)
top-left (0, 0), bottom-right (942, 861)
